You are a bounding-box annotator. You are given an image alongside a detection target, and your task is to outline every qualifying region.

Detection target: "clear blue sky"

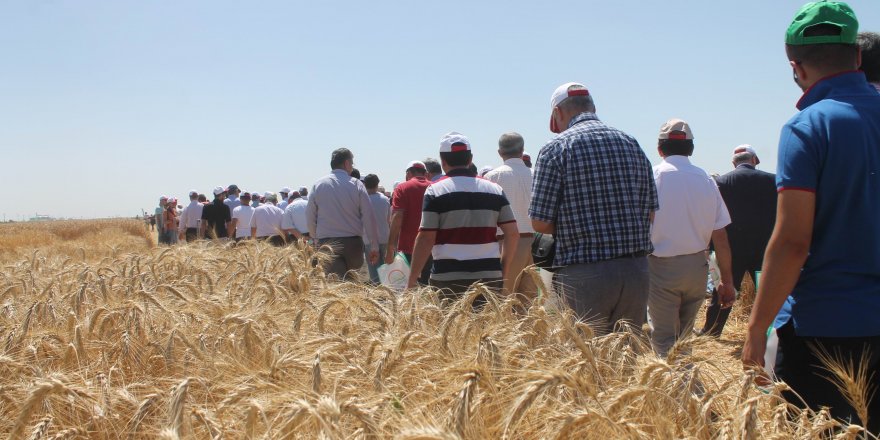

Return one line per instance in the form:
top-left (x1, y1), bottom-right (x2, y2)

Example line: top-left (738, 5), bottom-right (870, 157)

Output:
top-left (2, 0), bottom-right (878, 220)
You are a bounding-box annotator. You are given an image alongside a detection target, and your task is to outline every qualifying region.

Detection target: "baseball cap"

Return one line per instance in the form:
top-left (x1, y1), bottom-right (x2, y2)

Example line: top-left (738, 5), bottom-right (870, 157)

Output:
top-left (734, 144), bottom-right (761, 164)
top-left (240, 192), bottom-right (252, 199)
top-left (227, 184), bottom-right (239, 192)
top-left (658, 118), bottom-right (694, 140)
top-left (212, 186), bottom-right (226, 196)
top-left (786, 1), bottom-right (858, 45)
top-left (406, 160), bottom-right (427, 171)
top-left (550, 82), bottom-right (590, 109)
top-left (188, 190), bottom-right (199, 198)
top-left (439, 132), bottom-right (471, 153)
top-left (280, 187), bottom-right (291, 194)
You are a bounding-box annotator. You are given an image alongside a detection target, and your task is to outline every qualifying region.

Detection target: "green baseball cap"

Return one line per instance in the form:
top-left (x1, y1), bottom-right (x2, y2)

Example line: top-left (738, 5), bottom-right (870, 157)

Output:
top-left (786, 1), bottom-right (858, 45)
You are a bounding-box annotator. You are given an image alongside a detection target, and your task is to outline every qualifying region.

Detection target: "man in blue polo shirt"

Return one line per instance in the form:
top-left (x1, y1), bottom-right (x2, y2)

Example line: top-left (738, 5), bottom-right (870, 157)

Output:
top-left (742, 1), bottom-right (880, 431)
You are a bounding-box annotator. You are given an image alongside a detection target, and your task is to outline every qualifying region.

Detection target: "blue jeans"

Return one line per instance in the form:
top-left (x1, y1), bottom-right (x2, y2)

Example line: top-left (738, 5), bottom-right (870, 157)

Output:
top-left (555, 256), bottom-right (650, 335)
top-left (364, 243), bottom-right (386, 284)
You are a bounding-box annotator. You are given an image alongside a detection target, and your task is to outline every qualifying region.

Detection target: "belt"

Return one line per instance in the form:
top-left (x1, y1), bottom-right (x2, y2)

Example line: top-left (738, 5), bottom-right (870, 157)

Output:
top-left (496, 233), bottom-right (538, 240)
top-left (612, 250), bottom-right (648, 259)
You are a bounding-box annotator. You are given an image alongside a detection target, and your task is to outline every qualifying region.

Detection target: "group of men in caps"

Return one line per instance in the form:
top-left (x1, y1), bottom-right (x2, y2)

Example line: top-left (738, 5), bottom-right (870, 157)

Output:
top-left (148, 1), bottom-right (880, 430)
top-left (155, 183), bottom-right (312, 245)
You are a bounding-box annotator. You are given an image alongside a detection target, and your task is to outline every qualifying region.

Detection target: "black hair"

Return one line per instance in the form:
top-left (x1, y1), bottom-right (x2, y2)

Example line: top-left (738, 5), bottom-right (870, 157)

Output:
top-left (350, 168), bottom-right (361, 179)
top-left (858, 32), bottom-right (880, 83)
top-left (423, 157), bottom-right (442, 175)
top-left (363, 174), bottom-right (379, 190)
top-left (467, 163), bottom-right (478, 175)
top-left (658, 139), bottom-right (695, 157)
top-left (330, 148), bottom-right (353, 169)
top-left (786, 24), bottom-right (858, 70)
top-left (440, 150), bottom-right (473, 168)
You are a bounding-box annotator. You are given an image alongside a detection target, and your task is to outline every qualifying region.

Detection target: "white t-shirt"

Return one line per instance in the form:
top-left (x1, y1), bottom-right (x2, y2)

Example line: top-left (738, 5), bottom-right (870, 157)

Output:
top-left (651, 156), bottom-right (731, 257)
top-left (485, 157), bottom-right (534, 234)
top-left (281, 198), bottom-right (309, 234)
top-left (232, 205), bottom-right (255, 238)
top-left (250, 203), bottom-right (284, 238)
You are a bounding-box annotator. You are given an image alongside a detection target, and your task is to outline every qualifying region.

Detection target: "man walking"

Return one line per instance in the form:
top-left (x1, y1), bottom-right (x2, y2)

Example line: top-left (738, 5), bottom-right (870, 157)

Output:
top-left (278, 187), bottom-right (292, 210)
top-left (385, 161), bottom-right (433, 285)
top-left (700, 145), bottom-right (776, 337)
top-left (178, 190), bottom-right (204, 243)
top-left (306, 148), bottom-right (380, 280)
top-left (250, 192), bottom-right (285, 246)
top-left (485, 132), bottom-right (537, 299)
top-left (423, 157), bottom-right (444, 182)
top-left (224, 184), bottom-right (242, 211)
top-left (201, 186), bottom-right (232, 240)
top-left (155, 196), bottom-right (168, 245)
top-left (530, 82), bottom-right (657, 334)
top-left (742, 2), bottom-right (880, 431)
top-left (407, 132), bottom-right (518, 299)
top-left (229, 192), bottom-right (254, 241)
top-left (647, 119), bottom-right (735, 357)
top-left (282, 191), bottom-right (309, 241)
top-left (363, 174), bottom-right (390, 284)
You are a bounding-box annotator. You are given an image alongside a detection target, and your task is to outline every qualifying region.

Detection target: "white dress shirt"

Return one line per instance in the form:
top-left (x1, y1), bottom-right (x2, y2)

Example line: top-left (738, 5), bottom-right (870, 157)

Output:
top-left (232, 205), bottom-right (255, 238)
top-left (250, 203), bottom-right (284, 237)
top-left (281, 198), bottom-right (309, 233)
top-left (178, 200), bottom-right (204, 232)
top-left (484, 157), bottom-right (535, 234)
top-left (651, 155), bottom-right (731, 257)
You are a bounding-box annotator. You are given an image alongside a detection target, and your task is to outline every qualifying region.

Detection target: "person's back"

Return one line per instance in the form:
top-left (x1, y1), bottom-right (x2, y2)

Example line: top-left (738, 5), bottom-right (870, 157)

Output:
top-left (287, 197), bottom-right (309, 234)
top-left (392, 175), bottom-right (431, 254)
top-left (232, 203), bottom-right (254, 240)
top-left (251, 196), bottom-right (284, 240)
top-left (716, 164), bottom-right (776, 247)
top-left (202, 189), bottom-right (231, 239)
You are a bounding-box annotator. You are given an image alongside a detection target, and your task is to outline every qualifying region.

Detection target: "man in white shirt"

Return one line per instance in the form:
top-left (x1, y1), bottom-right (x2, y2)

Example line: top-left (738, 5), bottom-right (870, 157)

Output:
top-left (362, 174), bottom-right (390, 284)
top-left (178, 190), bottom-right (204, 243)
top-left (229, 192), bottom-right (254, 241)
top-left (648, 119), bottom-right (736, 358)
top-left (250, 192), bottom-right (285, 246)
top-left (282, 191), bottom-right (309, 241)
top-left (278, 187), bottom-right (292, 210)
top-left (485, 132), bottom-right (537, 299)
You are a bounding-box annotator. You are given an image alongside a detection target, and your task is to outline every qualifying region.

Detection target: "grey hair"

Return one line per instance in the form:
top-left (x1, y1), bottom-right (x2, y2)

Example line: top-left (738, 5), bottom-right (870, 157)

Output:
top-left (733, 152), bottom-right (755, 165)
top-left (498, 132), bottom-right (525, 155)
top-left (264, 192), bottom-right (278, 204)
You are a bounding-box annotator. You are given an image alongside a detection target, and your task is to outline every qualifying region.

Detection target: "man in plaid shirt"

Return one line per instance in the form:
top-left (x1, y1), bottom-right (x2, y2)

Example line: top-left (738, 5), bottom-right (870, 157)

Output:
top-left (530, 82), bottom-right (658, 334)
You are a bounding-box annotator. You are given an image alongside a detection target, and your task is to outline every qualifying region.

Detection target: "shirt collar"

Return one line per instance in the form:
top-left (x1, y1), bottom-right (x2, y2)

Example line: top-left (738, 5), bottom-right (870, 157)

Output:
top-left (736, 163), bottom-right (755, 170)
top-left (796, 71), bottom-right (872, 110)
top-left (332, 169), bottom-right (351, 178)
top-left (568, 112), bottom-right (599, 129)
top-left (447, 167), bottom-right (477, 177)
top-left (663, 155), bottom-right (692, 166)
top-left (503, 157), bottom-right (526, 167)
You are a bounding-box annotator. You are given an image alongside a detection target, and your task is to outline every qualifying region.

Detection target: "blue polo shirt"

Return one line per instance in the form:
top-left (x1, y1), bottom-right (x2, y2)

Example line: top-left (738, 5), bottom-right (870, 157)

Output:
top-left (773, 71), bottom-right (880, 337)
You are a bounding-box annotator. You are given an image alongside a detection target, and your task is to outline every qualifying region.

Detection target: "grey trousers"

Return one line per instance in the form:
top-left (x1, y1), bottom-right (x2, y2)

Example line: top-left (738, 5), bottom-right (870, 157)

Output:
top-left (554, 256), bottom-right (650, 335)
top-left (647, 252), bottom-right (708, 358)
top-left (317, 236), bottom-right (364, 281)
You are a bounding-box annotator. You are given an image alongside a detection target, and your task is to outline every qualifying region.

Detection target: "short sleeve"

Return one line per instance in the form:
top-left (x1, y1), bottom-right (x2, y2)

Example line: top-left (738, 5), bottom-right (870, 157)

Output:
top-left (391, 185), bottom-right (404, 211)
top-left (420, 187), bottom-right (439, 230)
top-left (776, 121), bottom-right (821, 192)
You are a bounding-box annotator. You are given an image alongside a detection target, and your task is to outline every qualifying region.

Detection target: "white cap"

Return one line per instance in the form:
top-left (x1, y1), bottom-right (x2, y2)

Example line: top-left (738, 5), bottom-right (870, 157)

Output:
top-left (406, 160), bottom-right (427, 171)
top-left (550, 82), bottom-right (590, 109)
top-left (439, 132), bottom-right (471, 153)
top-left (212, 186), bottom-right (226, 196)
top-left (733, 144), bottom-right (760, 164)
top-left (252, 191), bottom-right (262, 198)
top-left (280, 187), bottom-right (291, 194)
top-left (658, 118), bottom-right (694, 140)
top-left (188, 190), bottom-right (199, 197)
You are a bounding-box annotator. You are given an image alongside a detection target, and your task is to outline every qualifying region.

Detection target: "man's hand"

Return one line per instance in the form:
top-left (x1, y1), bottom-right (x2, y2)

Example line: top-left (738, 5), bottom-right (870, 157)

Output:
top-left (178, 232), bottom-right (185, 241)
top-left (716, 281), bottom-right (737, 309)
top-left (369, 250), bottom-right (379, 266)
top-left (384, 247), bottom-right (396, 265)
top-left (742, 327), bottom-right (772, 386)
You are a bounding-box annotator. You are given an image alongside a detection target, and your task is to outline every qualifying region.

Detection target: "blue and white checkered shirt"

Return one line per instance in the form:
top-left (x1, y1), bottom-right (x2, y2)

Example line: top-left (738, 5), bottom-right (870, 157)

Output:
top-left (529, 112), bottom-right (658, 265)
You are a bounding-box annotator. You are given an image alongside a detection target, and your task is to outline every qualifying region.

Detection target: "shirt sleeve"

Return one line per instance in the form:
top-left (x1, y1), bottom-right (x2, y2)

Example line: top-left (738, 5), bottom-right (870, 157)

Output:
top-left (420, 186), bottom-right (439, 230)
top-left (777, 121), bottom-right (821, 192)
top-left (280, 206), bottom-right (294, 230)
top-left (391, 185), bottom-right (404, 212)
top-left (306, 192), bottom-right (318, 237)
top-left (529, 144), bottom-right (562, 223)
top-left (713, 183), bottom-right (732, 230)
top-left (223, 205), bottom-right (231, 223)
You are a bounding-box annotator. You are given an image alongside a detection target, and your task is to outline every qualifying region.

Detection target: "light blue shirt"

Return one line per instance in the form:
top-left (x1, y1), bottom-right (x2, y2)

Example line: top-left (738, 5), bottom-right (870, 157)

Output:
top-left (306, 169), bottom-right (379, 248)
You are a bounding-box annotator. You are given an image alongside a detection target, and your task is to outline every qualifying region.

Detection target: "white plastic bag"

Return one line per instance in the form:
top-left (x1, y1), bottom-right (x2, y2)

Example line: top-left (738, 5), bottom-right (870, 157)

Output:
top-left (378, 253), bottom-right (411, 292)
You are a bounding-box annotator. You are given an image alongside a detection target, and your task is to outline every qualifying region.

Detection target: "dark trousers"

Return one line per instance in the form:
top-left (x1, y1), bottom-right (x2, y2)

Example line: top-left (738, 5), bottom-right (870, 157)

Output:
top-left (702, 248), bottom-right (763, 337)
top-left (257, 235), bottom-right (285, 247)
top-left (775, 321), bottom-right (880, 433)
top-left (429, 278), bottom-right (501, 308)
top-left (317, 237), bottom-right (364, 281)
top-left (403, 253), bottom-right (432, 286)
top-left (185, 228), bottom-right (199, 242)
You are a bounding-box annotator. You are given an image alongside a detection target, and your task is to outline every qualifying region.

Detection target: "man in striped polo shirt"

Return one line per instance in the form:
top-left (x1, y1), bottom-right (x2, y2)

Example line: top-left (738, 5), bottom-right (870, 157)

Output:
top-left (407, 132), bottom-right (519, 300)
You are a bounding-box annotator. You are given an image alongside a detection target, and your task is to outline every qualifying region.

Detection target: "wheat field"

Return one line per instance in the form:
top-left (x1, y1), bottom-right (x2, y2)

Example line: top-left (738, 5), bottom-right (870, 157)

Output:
top-left (0, 219), bottom-right (870, 439)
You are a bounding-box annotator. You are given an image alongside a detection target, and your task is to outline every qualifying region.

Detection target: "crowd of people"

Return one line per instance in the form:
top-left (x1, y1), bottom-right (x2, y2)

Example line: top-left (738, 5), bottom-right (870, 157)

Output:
top-left (149, 2), bottom-right (880, 432)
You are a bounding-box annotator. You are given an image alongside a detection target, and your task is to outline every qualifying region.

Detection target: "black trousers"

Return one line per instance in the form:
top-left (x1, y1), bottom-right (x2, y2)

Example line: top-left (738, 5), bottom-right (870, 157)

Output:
top-left (702, 248), bottom-right (763, 336)
top-left (185, 228), bottom-right (199, 242)
top-left (428, 278), bottom-right (501, 309)
top-left (258, 235), bottom-right (285, 247)
top-left (775, 321), bottom-right (880, 433)
top-left (403, 253), bottom-right (433, 286)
